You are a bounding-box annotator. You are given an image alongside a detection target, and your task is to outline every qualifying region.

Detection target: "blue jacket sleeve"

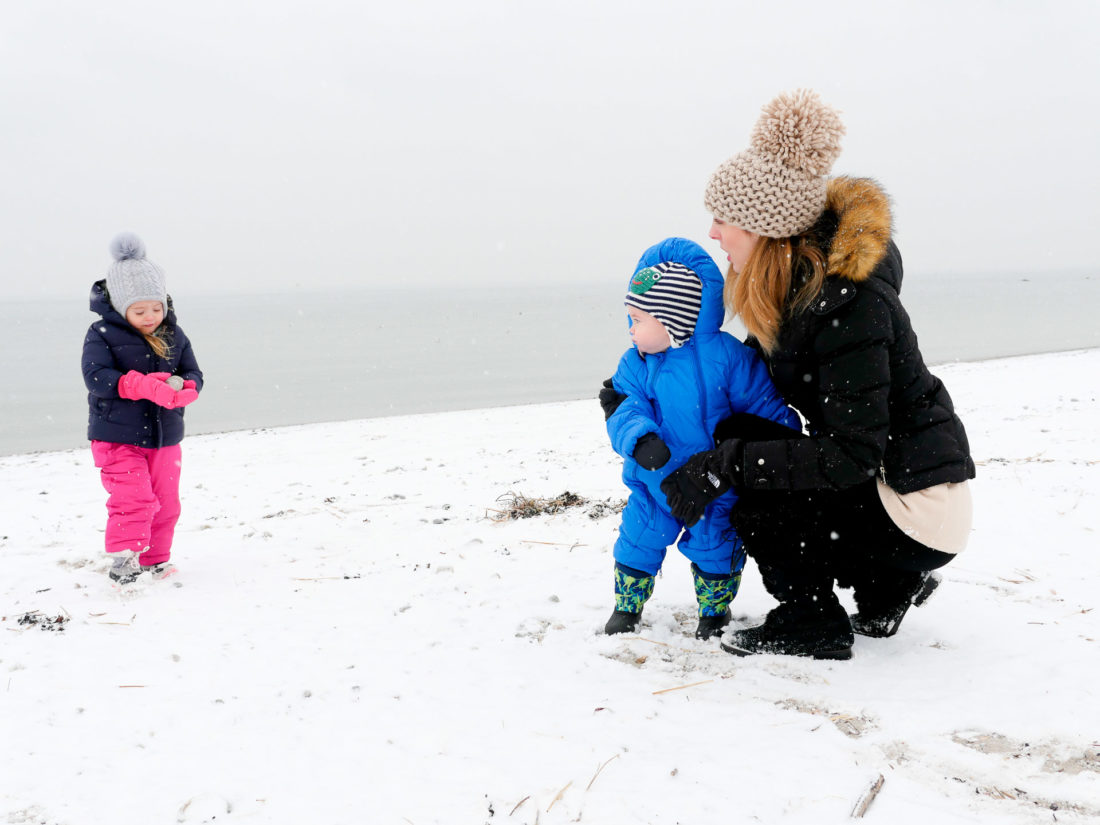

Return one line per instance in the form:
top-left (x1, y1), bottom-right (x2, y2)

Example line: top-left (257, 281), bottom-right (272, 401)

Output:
top-left (726, 338), bottom-right (800, 431)
top-left (606, 353), bottom-right (659, 459)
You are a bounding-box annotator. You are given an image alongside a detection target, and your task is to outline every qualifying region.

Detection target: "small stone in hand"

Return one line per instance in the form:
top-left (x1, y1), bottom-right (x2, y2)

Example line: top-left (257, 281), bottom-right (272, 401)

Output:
top-left (166, 375), bottom-right (184, 390)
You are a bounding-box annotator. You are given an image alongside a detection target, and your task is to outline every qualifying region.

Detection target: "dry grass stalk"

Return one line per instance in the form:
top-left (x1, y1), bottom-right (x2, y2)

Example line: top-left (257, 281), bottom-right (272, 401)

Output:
top-left (292, 576), bottom-right (357, 581)
top-left (652, 679), bottom-right (714, 695)
top-left (586, 754), bottom-right (620, 791)
top-left (519, 540), bottom-right (587, 548)
top-left (546, 780), bottom-right (572, 812)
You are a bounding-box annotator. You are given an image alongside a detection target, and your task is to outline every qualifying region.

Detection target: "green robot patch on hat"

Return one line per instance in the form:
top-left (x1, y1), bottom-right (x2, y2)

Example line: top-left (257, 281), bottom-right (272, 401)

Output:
top-left (623, 261), bottom-right (703, 348)
top-left (629, 267), bottom-right (662, 296)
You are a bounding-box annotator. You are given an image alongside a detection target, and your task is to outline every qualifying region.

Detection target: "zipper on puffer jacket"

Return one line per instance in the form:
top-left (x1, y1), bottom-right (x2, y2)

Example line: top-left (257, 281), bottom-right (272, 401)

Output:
top-left (646, 353), bottom-right (666, 427)
top-left (689, 339), bottom-right (709, 440)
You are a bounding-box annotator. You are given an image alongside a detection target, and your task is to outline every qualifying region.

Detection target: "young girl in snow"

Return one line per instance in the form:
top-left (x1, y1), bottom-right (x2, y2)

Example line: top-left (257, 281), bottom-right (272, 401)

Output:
top-left (82, 233), bottom-right (203, 584)
top-left (599, 237), bottom-right (799, 639)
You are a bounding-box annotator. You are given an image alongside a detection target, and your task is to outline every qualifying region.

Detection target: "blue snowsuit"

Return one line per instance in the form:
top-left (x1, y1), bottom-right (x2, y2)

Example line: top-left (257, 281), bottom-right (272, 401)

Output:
top-left (607, 238), bottom-right (799, 577)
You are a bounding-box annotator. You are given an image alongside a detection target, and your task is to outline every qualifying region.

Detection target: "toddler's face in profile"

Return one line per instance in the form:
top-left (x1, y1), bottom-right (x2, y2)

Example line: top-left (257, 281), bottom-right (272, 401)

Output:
top-left (627, 307), bottom-right (670, 355)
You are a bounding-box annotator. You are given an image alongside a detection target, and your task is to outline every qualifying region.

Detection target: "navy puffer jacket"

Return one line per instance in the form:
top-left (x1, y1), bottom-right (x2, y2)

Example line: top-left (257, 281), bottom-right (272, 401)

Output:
top-left (81, 280), bottom-right (204, 448)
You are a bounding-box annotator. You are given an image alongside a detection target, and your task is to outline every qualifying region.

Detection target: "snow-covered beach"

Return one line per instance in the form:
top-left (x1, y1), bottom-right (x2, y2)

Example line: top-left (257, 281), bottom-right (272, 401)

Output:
top-left (2, 349), bottom-right (1098, 824)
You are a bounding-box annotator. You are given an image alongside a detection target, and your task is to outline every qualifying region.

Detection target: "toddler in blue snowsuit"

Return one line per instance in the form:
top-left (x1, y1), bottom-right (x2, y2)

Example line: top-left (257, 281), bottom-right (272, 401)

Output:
top-left (603, 238), bottom-right (799, 639)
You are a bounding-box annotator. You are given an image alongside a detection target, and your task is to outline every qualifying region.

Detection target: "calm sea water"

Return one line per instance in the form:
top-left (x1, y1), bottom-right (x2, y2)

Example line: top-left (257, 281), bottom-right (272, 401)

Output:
top-left (3, 274), bottom-right (1098, 456)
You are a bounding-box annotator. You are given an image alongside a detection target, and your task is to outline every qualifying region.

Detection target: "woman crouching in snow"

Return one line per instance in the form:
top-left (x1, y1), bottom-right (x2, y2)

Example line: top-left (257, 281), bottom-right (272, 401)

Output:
top-left (662, 90), bottom-right (975, 660)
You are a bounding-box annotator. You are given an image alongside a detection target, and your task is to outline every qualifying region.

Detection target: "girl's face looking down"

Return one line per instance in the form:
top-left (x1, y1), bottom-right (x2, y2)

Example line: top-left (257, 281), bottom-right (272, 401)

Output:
top-left (709, 217), bottom-right (759, 274)
top-left (125, 300), bottom-right (165, 334)
top-left (627, 306), bottom-right (671, 355)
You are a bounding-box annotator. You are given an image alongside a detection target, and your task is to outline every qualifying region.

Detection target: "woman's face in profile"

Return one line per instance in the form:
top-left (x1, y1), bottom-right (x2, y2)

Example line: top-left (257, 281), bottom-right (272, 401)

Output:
top-left (709, 218), bottom-right (759, 274)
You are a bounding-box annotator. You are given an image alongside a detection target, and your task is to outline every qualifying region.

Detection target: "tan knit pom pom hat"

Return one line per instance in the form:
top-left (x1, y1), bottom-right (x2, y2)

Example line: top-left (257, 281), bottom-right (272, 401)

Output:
top-left (704, 89), bottom-right (845, 238)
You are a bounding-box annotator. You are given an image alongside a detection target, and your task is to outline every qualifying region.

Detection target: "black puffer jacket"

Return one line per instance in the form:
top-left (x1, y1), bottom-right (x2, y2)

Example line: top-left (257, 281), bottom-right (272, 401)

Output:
top-left (82, 280), bottom-right (204, 448)
top-left (740, 177), bottom-right (975, 494)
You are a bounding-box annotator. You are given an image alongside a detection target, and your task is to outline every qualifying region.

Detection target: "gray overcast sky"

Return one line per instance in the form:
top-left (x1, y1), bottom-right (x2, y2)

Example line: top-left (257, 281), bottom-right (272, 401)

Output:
top-left (3, 0), bottom-right (1098, 298)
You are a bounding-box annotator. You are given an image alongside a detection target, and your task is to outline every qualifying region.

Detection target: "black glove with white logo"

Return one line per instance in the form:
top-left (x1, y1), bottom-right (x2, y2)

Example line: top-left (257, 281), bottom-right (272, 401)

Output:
top-left (661, 439), bottom-right (743, 527)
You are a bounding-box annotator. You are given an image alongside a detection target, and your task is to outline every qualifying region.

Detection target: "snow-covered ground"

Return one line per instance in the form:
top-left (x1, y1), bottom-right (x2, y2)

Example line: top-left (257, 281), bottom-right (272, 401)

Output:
top-left (2, 350), bottom-right (1098, 825)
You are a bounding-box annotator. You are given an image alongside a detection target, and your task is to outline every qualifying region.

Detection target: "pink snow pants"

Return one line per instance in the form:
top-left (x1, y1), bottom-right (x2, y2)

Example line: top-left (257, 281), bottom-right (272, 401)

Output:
top-left (91, 441), bottom-right (183, 566)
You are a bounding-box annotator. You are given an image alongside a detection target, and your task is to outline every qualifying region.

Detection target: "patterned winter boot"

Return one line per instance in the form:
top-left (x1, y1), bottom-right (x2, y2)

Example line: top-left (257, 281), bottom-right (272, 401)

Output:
top-left (692, 564), bottom-right (741, 640)
top-left (604, 563), bottom-right (655, 635)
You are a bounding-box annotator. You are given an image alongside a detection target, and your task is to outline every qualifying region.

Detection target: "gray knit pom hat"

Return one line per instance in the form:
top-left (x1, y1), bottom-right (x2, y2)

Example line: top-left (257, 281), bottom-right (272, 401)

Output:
top-left (105, 232), bottom-right (166, 317)
top-left (704, 89), bottom-right (845, 238)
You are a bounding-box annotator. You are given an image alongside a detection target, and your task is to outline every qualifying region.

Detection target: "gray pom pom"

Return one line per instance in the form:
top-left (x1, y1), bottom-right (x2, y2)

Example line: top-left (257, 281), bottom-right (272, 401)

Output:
top-left (110, 232), bottom-right (146, 262)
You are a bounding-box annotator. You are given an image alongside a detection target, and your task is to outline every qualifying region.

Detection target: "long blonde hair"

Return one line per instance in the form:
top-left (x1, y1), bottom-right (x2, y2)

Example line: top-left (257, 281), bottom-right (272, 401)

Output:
top-left (724, 234), bottom-right (827, 353)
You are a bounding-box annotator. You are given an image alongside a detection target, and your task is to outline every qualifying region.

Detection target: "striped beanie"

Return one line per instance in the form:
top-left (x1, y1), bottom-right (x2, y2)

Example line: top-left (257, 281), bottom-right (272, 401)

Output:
top-left (624, 261), bottom-right (703, 347)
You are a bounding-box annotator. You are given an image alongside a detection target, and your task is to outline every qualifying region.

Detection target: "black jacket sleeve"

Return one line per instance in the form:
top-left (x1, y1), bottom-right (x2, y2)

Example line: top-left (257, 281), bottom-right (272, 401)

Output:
top-left (739, 288), bottom-right (894, 492)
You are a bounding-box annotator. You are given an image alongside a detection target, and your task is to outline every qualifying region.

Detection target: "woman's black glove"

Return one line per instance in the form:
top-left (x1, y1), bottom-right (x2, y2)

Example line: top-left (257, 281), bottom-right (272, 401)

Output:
top-left (661, 439), bottom-right (744, 527)
top-left (713, 411), bottom-right (800, 444)
top-left (599, 378), bottom-right (628, 420)
top-left (633, 433), bottom-right (671, 471)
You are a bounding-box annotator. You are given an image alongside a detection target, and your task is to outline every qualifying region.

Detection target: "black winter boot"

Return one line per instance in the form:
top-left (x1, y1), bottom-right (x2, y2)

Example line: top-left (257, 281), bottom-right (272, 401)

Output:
top-left (850, 571), bottom-right (940, 638)
top-left (695, 610), bottom-right (731, 640)
top-left (721, 588), bottom-right (854, 660)
top-left (605, 610), bottom-right (642, 635)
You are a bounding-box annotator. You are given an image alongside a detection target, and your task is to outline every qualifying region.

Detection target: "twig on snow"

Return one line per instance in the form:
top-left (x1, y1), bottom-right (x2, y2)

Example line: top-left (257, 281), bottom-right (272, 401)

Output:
top-left (509, 796), bottom-right (529, 816)
top-left (851, 774), bottom-right (885, 818)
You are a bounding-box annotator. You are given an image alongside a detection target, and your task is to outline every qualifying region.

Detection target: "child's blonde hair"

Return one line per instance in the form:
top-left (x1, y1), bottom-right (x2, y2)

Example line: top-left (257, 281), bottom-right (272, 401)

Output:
top-left (144, 328), bottom-right (171, 359)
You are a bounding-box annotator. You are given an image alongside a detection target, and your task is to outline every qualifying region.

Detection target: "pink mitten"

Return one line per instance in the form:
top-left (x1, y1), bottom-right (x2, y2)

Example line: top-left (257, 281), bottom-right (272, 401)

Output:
top-left (117, 370), bottom-right (177, 408)
top-left (172, 387), bottom-right (199, 407)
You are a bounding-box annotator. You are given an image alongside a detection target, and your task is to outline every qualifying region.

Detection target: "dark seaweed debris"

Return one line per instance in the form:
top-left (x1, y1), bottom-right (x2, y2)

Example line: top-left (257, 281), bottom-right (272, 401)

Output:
top-left (16, 611), bottom-right (70, 632)
top-left (490, 492), bottom-right (625, 521)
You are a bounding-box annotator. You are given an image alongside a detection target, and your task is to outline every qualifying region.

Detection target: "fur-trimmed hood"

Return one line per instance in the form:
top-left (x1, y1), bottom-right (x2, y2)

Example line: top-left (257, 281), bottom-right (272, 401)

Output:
top-left (743, 176), bottom-right (975, 496)
top-left (823, 177), bottom-right (893, 285)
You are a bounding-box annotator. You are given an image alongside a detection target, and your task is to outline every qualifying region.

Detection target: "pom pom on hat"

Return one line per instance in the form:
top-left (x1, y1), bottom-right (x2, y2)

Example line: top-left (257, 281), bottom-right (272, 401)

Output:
top-left (705, 89), bottom-right (845, 238)
top-left (110, 231), bottom-right (147, 263)
top-left (105, 231), bottom-right (167, 318)
top-left (751, 89), bottom-right (845, 177)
